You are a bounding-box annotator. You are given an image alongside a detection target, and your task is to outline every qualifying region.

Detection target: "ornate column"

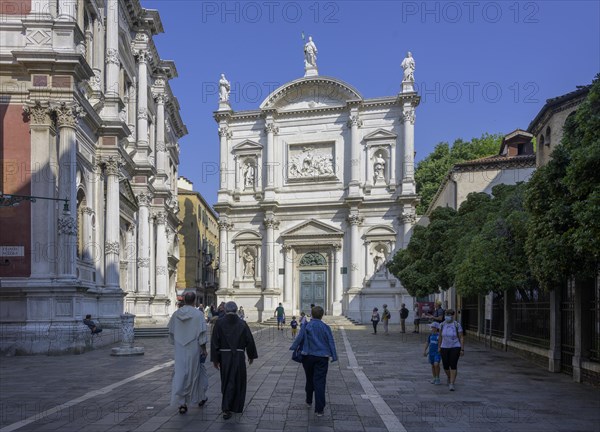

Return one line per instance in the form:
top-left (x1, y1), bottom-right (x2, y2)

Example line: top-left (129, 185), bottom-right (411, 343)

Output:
top-left (152, 80), bottom-right (169, 188)
top-left (132, 34), bottom-right (151, 159)
top-left (104, 0), bottom-right (119, 108)
top-left (81, 207), bottom-right (94, 261)
top-left (399, 209), bottom-right (416, 248)
top-left (263, 215), bottom-right (279, 291)
top-left (218, 125), bottom-right (232, 191)
top-left (24, 102), bottom-right (56, 277)
top-left (333, 243), bottom-right (343, 301)
top-left (347, 214), bottom-right (363, 290)
top-left (136, 193), bottom-right (152, 294)
top-left (347, 109), bottom-right (362, 196)
top-left (217, 219), bottom-right (233, 291)
top-left (103, 156), bottom-right (121, 289)
top-left (283, 244), bottom-right (293, 306)
top-left (155, 212), bottom-right (168, 297)
top-left (401, 105), bottom-right (416, 194)
top-left (264, 118), bottom-right (278, 197)
top-left (55, 102), bottom-right (82, 278)
top-left (126, 223), bottom-right (137, 292)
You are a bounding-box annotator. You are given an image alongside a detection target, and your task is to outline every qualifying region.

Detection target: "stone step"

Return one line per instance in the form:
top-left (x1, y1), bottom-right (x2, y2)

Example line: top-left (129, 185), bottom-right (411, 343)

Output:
top-left (134, 327), bottom-right (169, 338)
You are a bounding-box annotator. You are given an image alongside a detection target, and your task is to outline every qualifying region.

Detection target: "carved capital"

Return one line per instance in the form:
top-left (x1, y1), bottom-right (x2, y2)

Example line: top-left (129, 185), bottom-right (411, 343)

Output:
top-left (401, 108), bottom-right (416, 125)
top-left (152, 92), bottom-right (168, 104)
top-left (136, 192), bottom-right (152, 206)
top-left (333, 243), bottom-right (342, 251)
top-left (218, 219), bottom-right (233, 231)
top-left (23, 101), bottom-right (52, 126)
top-left (264, 123), bottom-right (279, 135)
top-left (347, 214), bottom-right (364, 226)
top-left (137, 108), bottom-right (148, 120)
top-left (218, 126), bottom-right (232, 139)
top-left (127, 223), bottom-right (136, 233)
top-left (103, 156), bottom-right (121, 176)
top-left (58, 216), bottom-right (77, 235)
top-left (106, 48), bottom-right (120, 66)
top-left (347, 115), bottom-right (363, 129)
top-left (263, 217), bottom-right (280, 229)
top-left (154, 212), bottom-right (167, 224)
top-left (399, 211), bottom-right (417, 224)
top-left (131, 47), bottom-right (151, 63)
top-left (54, 102), bottom-right (85, 129)
top-left (105, 241), bottom-right (120, 255)
top-left (156, 141), bottom-right (167, 152)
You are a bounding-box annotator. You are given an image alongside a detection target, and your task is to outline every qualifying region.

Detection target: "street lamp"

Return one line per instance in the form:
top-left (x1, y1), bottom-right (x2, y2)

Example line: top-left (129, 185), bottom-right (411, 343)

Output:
top-left (0, 192), bottom-right (69, 212)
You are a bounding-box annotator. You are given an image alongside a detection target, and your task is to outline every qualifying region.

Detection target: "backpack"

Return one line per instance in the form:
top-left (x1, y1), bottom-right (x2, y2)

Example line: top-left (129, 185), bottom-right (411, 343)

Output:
top-left (400, 308), bottom-right (409, 319)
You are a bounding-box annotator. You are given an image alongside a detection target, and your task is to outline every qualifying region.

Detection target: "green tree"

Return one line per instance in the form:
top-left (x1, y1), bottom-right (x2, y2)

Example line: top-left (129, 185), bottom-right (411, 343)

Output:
top-left (455, 184), bottom-right (534, 297)
top-left (387, 207), bottom-right (456, 297)
top-left (415, 133), bottom-right (502, 214)
top-left (525, 77), bottom-right (600, 290)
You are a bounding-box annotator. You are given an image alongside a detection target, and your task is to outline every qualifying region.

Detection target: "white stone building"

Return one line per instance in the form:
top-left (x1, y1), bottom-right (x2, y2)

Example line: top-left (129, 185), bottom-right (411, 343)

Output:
top-left (214, 47), bottom-right (420, 323)
top-left (0, 0), bottom-right (186, 354)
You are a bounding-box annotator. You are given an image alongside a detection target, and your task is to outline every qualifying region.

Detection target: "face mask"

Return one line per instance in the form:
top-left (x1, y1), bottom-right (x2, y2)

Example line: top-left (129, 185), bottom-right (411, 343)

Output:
top-left (445, 316), bottom-right (452, 323)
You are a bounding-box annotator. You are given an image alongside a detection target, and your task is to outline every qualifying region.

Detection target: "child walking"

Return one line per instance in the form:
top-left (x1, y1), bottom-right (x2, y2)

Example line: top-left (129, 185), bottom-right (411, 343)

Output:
top-left (424, 322), bottom-right (441, 384)
top-left (290, 316), bottom-right (298, 338)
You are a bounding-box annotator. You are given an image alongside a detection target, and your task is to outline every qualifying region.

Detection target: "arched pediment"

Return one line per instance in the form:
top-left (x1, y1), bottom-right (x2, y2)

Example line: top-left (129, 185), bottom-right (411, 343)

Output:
top-left (260, 76), bottom-right (363, 111)
top-left (232, 230), bottom-right (262, 241)
top-left (364, 225), bottom-right (396, 242)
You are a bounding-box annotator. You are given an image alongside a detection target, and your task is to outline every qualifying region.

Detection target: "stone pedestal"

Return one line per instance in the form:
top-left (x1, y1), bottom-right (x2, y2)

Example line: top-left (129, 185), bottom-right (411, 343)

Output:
top-left (111, 313), bottom-right (144, 356)
top-left (304, 65), bottom-right (318, 77)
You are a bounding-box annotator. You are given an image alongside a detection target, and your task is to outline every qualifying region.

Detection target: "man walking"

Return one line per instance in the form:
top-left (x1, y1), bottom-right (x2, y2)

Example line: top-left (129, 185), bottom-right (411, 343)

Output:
top-left (275, 302), bottom-right (285, 331)
top-left (168, 292), bottom-right (209, 414)
top-left (211, 301), bottom-right (258, 419)
top-left (400, 303), bottom-right (409, 333)
top-left (382, 304), bottom-right (391, 335)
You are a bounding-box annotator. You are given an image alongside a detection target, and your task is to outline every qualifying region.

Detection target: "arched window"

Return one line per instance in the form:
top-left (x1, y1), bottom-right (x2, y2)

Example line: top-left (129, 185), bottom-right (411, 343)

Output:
top-left (299, 252), bottom-right (326, 266)
top-left (76, 189), bottom-right (86, 259)
top-left (539, 134), bottom-right (545, 147)
top-left (545, 126), bottom-right (551, 146)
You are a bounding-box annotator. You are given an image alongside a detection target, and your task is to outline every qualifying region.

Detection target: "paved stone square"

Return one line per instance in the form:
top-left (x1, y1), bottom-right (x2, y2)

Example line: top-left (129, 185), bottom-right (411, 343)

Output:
top-left (1, 323), bottom-right (598, 432)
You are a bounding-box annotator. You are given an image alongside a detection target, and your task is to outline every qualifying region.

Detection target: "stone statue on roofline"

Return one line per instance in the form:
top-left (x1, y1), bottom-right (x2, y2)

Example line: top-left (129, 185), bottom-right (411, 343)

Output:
top-left (304, 36), bottom-right (318, 77)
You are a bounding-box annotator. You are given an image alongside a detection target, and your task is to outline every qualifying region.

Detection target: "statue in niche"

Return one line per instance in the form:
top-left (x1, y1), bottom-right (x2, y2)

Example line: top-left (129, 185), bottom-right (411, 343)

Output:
top-left (373, 245), bottom-right (388, 275)
top-left (401, 51), bottom-right (415, 82)
top-left (219, 74), bottom-right (230, 102)
top-left (373, 152), bottom-right (385, 183)
top-left (242, 162), bottom-right (255, 190)
top-left (304, 36), bottom-right (318, 68)
top-left (243, 249), bottom-right (255, 278)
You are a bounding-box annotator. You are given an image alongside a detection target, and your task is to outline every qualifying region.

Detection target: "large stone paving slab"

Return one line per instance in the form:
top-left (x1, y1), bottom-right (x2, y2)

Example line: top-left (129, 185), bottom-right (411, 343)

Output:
top-left (0, 324), bottom-right (598, 431)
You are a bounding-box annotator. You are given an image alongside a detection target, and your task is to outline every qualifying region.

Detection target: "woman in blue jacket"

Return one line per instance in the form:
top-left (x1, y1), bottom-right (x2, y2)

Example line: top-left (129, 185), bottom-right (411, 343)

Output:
top-left (290, 306), bottom-right (337, 417)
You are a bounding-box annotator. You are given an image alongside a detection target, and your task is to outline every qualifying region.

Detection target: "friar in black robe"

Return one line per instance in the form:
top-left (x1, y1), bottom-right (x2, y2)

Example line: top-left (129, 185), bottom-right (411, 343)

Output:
top-left (210, 301), bottom-right (258, 419)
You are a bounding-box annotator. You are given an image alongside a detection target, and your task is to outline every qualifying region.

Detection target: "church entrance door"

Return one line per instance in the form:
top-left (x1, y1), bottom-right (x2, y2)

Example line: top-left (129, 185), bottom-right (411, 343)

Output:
top-left (300, 270), bottom-right (326, 314)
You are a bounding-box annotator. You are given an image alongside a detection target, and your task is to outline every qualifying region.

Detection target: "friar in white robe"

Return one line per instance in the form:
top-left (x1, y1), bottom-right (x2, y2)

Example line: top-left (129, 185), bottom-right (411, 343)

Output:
top-left (168, 292), bottom-right (209, 412)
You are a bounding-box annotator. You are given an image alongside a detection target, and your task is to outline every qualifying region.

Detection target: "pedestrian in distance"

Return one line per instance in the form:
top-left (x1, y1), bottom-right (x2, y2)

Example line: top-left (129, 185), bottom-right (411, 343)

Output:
top-left (237, 306), bottom-right (246, 321)
top-left (438, 309), bottom-right (465, 391)
top-left (290, 306), bottom-right (338, 417)
top-left (211, 301), bottom-right (258, 419)
top-left (83, 314), bottom-right (102, 334)
top-left (371, 307), bottom-right (380, 334)
top-left (425, 300), bottom-right (445, 324)
top-left (424, 322), bottom-right (442, 385)
top-left (399, 303), bottom-right (409, 333)
top-left (309, 303), bottom-right (315, 319)
top-left (290, 316), bottom-right (299, 338)
top-left (168, 292), bottom-right (209, 414)
top-left (300, 311), bottom-right (308, 328)
top-left (413, 304), bottom-right (421, 333)
top-left (381, 304), bottom-right (391, 335)
top-left (275, 302), bottom-right (285, 331)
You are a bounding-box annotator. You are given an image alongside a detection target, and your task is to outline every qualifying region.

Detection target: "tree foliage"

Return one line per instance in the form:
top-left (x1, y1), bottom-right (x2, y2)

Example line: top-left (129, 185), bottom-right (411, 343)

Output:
top-left (415, 133), bottom-right (502, 214)
top-left (525, 76), bottom-right (600, 290)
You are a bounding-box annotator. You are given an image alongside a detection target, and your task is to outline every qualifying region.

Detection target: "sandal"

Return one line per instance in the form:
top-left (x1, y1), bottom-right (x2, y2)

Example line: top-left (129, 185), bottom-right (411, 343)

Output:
top-left (198, 399), bottom-right (208, 407)
top-left (178, 405), bottom-right (187, 414)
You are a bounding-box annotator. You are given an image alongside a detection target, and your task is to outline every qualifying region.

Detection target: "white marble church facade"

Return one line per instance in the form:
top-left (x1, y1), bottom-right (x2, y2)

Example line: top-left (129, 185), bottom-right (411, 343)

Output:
top-left (214, 46), bottom-right (419, 323)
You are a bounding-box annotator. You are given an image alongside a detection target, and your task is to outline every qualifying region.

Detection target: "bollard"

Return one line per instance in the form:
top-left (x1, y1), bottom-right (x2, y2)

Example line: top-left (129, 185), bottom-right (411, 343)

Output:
top-left (111, 313), bottom-right (144, 356)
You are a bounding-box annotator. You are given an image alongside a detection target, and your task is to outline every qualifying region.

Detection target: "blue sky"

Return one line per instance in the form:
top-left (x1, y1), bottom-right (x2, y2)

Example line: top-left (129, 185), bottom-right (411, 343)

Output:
top-left (142, 0), bottom-right (600, 205)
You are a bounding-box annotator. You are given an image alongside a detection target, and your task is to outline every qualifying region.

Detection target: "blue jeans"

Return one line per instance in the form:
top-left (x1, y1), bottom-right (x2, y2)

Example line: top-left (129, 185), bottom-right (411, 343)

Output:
top-left (302, 355), bottom-right (329, 413)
